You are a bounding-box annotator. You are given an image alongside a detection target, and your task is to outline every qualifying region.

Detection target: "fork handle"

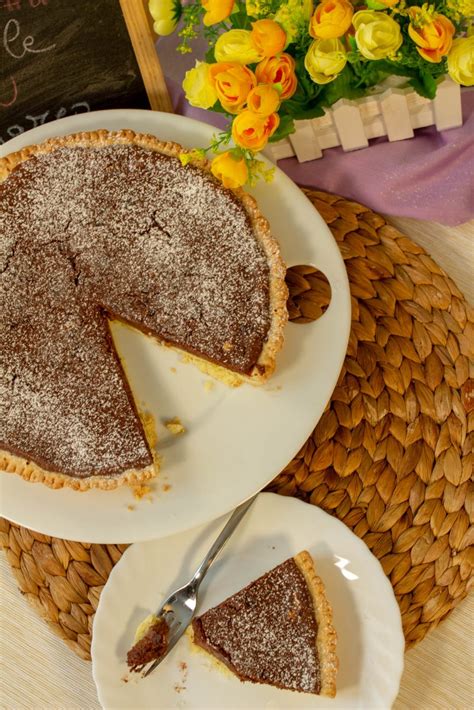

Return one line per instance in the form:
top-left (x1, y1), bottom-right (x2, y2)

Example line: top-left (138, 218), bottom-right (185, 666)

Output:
top-left (191, 494), bottom-right (258, 590)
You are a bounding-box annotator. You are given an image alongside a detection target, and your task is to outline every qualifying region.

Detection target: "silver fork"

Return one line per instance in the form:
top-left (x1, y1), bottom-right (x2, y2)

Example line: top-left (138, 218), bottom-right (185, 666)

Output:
top-left (141, 493), bottom-right (258, 678)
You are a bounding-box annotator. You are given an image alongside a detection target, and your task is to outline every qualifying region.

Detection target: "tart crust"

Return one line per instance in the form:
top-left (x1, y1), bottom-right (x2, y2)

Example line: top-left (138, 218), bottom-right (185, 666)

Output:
top-left (0, 130), bottom-right (288, 490)
top-left (293, 551), bottom-right (338, 697)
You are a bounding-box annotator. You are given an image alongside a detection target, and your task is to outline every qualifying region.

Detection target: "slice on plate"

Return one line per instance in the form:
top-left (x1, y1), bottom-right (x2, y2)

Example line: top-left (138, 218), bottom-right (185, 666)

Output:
top-left (0, 130), bottom-right (287, 490)
top-left (192, 550), bottom-right (338, 696)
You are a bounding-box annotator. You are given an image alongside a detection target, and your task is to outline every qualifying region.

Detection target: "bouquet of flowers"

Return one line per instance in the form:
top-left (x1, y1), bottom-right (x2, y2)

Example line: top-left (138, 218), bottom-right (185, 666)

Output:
top-left (149, 0), bottom-right (473, 186)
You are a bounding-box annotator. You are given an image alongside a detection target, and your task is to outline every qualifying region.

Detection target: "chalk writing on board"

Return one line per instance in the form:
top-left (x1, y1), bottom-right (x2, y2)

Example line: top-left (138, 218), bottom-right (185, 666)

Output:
top-left (0, 76), bottom-right (17, 107)
top-left (0, 1), bottom-right (48, 12)
top-left (3, 18), bottom-right (55, 59)
top-left (1, 8), bottom-right (57, 134)
top-left (1, 101), bottom-right (91, 144)
top-left (1, 0), bottom-right (149, 145)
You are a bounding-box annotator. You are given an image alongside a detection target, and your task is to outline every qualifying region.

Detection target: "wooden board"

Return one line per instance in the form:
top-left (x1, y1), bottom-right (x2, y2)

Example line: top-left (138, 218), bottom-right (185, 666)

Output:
top-left (0, 0), bottom-right (171, 145)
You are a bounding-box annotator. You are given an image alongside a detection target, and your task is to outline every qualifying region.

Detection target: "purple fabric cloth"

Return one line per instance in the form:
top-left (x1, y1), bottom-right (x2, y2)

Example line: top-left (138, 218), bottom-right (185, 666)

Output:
top-left (167, 77), bottom-right (474, 226)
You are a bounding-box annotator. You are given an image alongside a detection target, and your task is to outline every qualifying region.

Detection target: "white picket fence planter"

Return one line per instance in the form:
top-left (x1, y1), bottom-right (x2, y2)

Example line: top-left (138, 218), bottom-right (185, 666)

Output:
top-left (264, 76), bottom-right (463, 163)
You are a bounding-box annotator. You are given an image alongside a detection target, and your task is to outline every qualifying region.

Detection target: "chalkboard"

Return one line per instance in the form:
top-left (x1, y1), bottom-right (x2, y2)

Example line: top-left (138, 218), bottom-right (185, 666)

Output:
top-left (0, 0), bottom-right (171, 145)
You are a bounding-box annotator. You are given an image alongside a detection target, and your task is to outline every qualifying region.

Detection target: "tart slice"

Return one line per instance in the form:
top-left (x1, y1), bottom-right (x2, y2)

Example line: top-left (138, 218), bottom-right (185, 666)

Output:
top-left (192, 551), bottom-right (338, 696)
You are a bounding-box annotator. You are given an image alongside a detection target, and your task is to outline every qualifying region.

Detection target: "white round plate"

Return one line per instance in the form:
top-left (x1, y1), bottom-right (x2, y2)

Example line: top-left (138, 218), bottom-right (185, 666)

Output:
top-left (0, 110), bottom-right (350, 543)
top-left (92, 493), bottom-right (404, 709)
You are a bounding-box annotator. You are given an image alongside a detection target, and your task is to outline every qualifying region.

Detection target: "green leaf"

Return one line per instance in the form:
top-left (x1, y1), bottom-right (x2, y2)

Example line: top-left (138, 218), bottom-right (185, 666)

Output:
top-left (209, 102), bottom-right (232, 116)
top-left (281, 103), bottom-right (326, 120)
top-left (348, 36), bottom-right (358, 53)
top-left (409, 73), bottom-right (437, 100)
top-left (321, 66), bottom-right (366, 107)
top-left (205, 46), bottom-right (215, 63)
top-left (418, 70), bottom-right (438, 99)
top-left (230, 8), bottom-right (252, 29)
top-left (350, 59), bottom-right (393, 90)
top-left (269, 115), bottom-right (296, 143)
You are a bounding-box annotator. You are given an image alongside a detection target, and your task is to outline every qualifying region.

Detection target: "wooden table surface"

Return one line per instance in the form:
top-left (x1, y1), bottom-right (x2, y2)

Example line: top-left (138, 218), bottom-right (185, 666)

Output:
top-left (1, 216), bottom-right (473, 709)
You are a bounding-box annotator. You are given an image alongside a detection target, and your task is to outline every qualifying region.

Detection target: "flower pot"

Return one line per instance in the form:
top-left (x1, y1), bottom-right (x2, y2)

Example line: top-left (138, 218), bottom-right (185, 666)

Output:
top-left (265, 77), bottom-right (463, 163)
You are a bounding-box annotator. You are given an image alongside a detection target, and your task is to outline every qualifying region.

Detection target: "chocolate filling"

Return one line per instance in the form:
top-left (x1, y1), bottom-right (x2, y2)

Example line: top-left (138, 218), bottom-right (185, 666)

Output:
top-left (127, 616), bottom-right (169, 672)
top-left (0, 144), bottom-right (271, 478)
top-left (192, 558), bottom-right (321, 694)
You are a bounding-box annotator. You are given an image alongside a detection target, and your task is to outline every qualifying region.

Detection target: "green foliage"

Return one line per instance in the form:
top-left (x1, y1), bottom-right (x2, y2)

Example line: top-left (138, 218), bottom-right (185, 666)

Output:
top-left (409, 68), bottom-right (441, 98)
top-left (230, 6), bottom-right (253, 29)
top-left (209, 129), bottom-right (233, 151)
top-left (321, 66), bottom-right (367, 107)
top-left (245, 154), bottom-right (276, 185)
top-left (209, 101), bottom-right (233, 116)
top-left (205, 45), bottom-right (216, 63)
top-left (279, 55), bottom-right (325, 119)
top-left (177, 2), bottom-right (204, 54)
top-left (269, 114), bottom-right (296, 142)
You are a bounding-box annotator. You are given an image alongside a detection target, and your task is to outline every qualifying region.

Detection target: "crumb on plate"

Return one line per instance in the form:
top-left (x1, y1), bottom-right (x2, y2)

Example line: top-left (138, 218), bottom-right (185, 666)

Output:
top-left (132, 484), bottom-right (152, 500)
top-left (165, 417), bottom-right (185, 435)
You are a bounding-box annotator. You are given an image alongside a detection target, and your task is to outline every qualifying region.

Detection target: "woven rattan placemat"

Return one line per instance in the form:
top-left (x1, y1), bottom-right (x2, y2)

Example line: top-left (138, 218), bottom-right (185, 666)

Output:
top-left (1, 188), bottom-right (472, 662)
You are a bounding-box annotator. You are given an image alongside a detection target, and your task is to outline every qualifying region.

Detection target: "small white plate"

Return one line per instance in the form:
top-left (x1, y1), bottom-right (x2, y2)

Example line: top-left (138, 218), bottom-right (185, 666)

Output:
top-left (92, 493), bottom-right (404, 709)
top-left (0, 110), bottom-right (350, 543)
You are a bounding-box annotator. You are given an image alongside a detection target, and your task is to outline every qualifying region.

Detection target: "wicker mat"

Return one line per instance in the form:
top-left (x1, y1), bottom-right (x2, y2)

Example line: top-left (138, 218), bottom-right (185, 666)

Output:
top-left (1, 189), bottom-right (472, 663)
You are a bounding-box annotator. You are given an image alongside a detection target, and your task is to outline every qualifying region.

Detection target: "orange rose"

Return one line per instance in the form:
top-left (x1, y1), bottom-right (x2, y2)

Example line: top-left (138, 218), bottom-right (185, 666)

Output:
top-left (408, 9), bottom-right (455, 63)
top-left (211, 151), bottom-right (248, 188)
top-left (209, 62), bottom-right (257, 113)
top-left (309, 0), bottom-right (353, 40)
top-left (251, 20), bottom-right (287, 58)
top-left (255, 53), bottom-right (297, 100)
top-left (201, 0), bottom-right (235, 26)
top-left (247, 84), bottom-right (281, 115)
top-left (232, 110), bottom-right (280, 151)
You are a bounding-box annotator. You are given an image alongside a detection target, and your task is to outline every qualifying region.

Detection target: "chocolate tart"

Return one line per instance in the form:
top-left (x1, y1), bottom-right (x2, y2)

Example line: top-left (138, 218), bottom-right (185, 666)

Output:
top-left (0, 130), bottom-right (288, 490)
top-left (192, 551), bottom-right (338, 696)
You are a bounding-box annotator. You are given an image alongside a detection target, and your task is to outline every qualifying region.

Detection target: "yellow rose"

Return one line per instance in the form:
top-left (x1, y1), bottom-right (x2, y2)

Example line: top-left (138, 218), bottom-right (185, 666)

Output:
top-left (182, 61), bottom-right (218, 109)
top-left (305, 38), bottom-right (347, 84)
top-left (309, 0), bottom-right (353, 40)
top-left (148, 0), bottom-right (179, 36)
top-left (448, 36), bottom-right (474, 86)
top-left (247, 85), bottom-right (281, 115)
top-left (201, 0), bottom-right (234, 26)
top-left (251, 20), bottom-right (287, 57)
top-left (209, 62), bottom-right (257, 113)
top-left (255, 53), bottom-right (298, 100)
top-left (353, 10), bottom-right (403, 60)
top-left (215, 29), bottom-right (264, 64)
top-left (408, 9), bottom-right (455, 63)
top-left (232, 110), bottom-right (280, 151)
top-left (211, 151), bottom-right (248, 188)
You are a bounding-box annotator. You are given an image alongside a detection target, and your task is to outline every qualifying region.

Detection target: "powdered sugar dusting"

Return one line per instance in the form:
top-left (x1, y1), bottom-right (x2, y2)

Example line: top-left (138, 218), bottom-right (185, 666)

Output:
top-left (0, 143), bottom-right (271, 477)
top-left (195, 559), bottom-right (321, 694)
